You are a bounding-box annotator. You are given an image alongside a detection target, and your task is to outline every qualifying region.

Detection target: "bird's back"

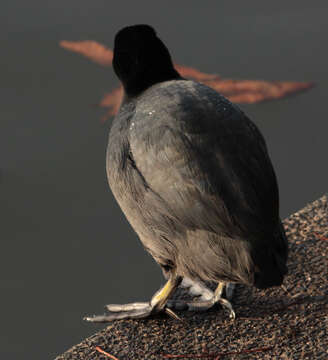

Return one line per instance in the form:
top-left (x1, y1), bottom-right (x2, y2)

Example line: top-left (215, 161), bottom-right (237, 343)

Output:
top-left (107, 80), bottom-right (288, 288)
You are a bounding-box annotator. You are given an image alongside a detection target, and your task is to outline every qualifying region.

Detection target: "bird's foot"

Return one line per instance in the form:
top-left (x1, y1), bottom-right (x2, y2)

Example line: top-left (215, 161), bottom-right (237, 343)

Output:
top-left (167, 281), bottom-right (236, 319)
top-left (84, 279), bottom-right (235, 322)
top-left (179, 277), bottom-right (214, 301)
top-left (84, 275), bottom-right (182, 323)
top-left (84, 302), bottom-right (153, 322)
top-left (166, 297), bottom-right (235, 319)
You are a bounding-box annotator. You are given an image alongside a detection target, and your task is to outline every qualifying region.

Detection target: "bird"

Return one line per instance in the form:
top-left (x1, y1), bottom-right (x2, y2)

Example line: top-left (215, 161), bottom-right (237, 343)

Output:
top-left (84, 24), bottom-right (288, 322)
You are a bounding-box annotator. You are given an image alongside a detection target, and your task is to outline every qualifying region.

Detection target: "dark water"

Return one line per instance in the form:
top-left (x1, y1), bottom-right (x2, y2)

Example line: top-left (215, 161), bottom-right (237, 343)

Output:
top-left (1, 1), bottom-right (327, 358)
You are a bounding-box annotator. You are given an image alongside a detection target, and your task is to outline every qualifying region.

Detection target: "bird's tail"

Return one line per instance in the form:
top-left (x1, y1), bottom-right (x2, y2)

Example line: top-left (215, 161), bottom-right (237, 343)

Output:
top-left (253, 221), bottom-right (288, 289)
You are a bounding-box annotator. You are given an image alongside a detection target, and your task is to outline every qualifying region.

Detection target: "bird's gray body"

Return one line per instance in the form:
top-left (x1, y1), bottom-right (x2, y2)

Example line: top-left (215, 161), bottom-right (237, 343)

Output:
top-left (106, 79), bottom-right (287, 288)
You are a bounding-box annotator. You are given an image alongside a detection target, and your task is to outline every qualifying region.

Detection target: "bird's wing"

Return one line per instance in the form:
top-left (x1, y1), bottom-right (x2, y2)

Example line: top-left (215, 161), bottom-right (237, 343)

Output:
top-left (129, 103), bottom-right (279, 239)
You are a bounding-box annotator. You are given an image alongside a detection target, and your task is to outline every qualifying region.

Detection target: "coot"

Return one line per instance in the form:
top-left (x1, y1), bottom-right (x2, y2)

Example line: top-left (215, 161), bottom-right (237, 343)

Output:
top-left (85, 24), bottom-right (288, 322)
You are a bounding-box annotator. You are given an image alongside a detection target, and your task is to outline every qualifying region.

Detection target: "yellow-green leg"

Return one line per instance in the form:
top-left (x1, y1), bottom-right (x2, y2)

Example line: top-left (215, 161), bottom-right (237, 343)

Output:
top-left (214, 283), bottom-right (235, 319)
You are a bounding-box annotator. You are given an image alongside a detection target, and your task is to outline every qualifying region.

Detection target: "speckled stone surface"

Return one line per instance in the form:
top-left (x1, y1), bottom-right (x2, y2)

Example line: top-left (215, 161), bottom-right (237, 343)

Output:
top-left (56, 195), bottom-right (328, 360)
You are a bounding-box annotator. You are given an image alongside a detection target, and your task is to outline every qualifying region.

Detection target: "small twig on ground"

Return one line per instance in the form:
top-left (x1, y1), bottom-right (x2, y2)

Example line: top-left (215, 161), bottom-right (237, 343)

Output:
top-left (95, 346), bottom-right (120, 360)
top-left (163, 345), bottom-right (273, 359)
top-left (237, 316), bottom-right (263, 321)
top-left (314, 232), bottom-right (328, 241)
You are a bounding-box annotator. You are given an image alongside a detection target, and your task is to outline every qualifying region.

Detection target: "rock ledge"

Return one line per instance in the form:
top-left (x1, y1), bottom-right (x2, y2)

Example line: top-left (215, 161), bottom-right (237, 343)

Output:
top-left (56, 195), bottom-right (328, 359)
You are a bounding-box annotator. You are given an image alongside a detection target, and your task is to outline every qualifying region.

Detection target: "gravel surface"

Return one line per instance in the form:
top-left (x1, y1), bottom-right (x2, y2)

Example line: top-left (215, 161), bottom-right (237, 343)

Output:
top-left (56, 194), bottom-right (328, 360)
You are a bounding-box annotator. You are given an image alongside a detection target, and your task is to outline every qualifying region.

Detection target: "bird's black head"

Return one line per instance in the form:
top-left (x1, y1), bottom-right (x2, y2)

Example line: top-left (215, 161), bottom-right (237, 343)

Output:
top-left (113, 24), bottom-right (181, 97)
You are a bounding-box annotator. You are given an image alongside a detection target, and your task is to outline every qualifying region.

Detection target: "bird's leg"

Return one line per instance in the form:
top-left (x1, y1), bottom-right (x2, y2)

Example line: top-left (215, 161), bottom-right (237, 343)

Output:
top-left (167, 281), bottom-right (236, 319)
top-left (84, 272), bottom-right (182, 323)
top-left (214, 282), bottom-right (235, 319)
